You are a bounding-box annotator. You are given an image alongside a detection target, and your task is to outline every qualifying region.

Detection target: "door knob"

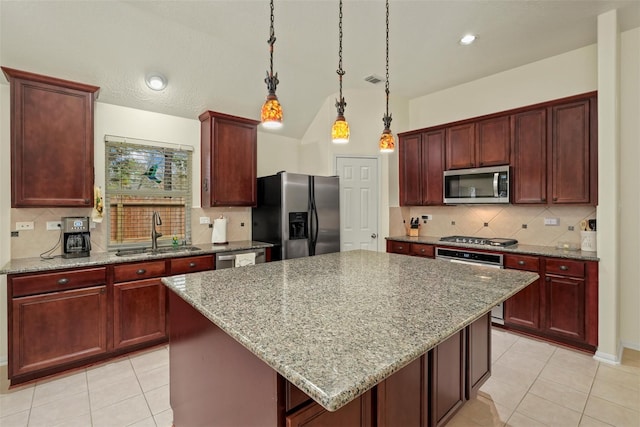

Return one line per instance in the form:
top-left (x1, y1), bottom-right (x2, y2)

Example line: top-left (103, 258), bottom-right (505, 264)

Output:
top-left (371, 233), bottom-right (377, 239)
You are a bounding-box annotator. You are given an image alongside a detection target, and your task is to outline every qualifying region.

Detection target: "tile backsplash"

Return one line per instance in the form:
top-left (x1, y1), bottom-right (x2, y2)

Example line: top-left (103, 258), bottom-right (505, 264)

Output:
top-left (10, 207), bottom-right (252, 259)
top-left (390, 205), bottom-right (596, 247)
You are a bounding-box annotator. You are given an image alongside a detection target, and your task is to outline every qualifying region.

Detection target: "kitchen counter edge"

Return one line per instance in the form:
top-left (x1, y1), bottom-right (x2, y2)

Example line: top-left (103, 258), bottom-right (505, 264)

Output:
top-left (0, 241), bottom-right (274, 275)
top-left (386, 236), bottom-right (599, 261)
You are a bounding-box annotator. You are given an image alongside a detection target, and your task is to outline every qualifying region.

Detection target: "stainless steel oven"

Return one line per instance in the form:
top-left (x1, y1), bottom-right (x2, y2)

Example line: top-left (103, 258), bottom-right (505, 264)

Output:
top-left (435, 247), bottom-right (505, 324)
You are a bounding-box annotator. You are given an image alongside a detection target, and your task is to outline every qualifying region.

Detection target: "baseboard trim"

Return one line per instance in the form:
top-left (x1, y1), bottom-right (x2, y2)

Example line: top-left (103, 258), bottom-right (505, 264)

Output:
top-left (621, 340), bottom-right (640, 352)
top-left (593, 341), bottom-right (624, 365)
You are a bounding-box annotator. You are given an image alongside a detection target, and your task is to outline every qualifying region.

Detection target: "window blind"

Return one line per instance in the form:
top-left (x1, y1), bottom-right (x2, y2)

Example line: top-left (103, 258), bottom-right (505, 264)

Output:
top-left (105, 136), bottom-right (192, 248)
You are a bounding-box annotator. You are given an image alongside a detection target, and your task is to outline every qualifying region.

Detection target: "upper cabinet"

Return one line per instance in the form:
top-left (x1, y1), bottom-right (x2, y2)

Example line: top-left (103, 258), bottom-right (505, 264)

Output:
top-left (199, 111), bottom-right (259, 207)
top-left (2, 67), bottom-right (99, 207)
top-left (399, 129), bottom-right (445, 206)
top-left (511, 109), bottom-right (547, 203)
top-left (445, 116), bottom-right (510, 170)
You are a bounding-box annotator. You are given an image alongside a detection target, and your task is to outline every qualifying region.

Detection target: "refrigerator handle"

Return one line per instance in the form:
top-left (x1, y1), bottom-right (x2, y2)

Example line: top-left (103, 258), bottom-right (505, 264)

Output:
top-left (309, 176), bottom-right (319, 256)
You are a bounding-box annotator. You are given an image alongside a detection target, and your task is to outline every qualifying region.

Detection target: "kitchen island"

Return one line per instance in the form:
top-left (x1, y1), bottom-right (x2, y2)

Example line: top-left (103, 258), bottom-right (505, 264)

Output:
top-left (162, 250), bottom-right (538, 426)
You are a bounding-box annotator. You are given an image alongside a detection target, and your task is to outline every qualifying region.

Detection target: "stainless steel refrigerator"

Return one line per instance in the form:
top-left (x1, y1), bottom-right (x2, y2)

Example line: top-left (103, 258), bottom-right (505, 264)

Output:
top-left (252, 172), bottom-right (340, 260)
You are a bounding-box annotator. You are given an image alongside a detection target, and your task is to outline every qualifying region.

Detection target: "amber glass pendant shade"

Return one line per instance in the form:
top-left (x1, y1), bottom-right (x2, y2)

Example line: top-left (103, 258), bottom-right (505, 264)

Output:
top-left (379, 128), bottom-right (395, 152)
top-left (331, 115), bottom-right (350, 144)
top-left (261, 94), bottom-right (283, 129)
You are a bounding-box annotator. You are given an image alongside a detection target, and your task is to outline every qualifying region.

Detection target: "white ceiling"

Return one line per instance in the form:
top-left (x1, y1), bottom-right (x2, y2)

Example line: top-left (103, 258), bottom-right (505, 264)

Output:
top-left (2, 1), bottom-right (639, 139)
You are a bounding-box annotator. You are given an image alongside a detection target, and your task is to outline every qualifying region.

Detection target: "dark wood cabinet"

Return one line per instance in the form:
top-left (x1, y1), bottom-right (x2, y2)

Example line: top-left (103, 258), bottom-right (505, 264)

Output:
top-left (476, 116), bottom-right (511, 167)
top-left (170, 254), bottom-right (215, 274)
top-left (549, 98), bottom-right (595, 204)
top-left (399, 130), bottom-right (445, 206)
top-left (200, 110), bottom-right (259, 207)
top-left (387, 240), bottom-right (411, 255)
top-left (446, 123), bottom-right (476, 170)
top-left (410, 243), bottom-right (435, 258)
top-left (504, 254), bottom-right (542, 329)
top-left (286, 392), bottom-right (372, 427)
top-left (466, 313), bottom-right (491, 399)
top-left (430, 330), bottom-right (465, 427)
top-left (113, 278), bottom-right (167, 350)
top-left (543, 258), bottom-right (586, 342)
top-left (8, 267), bottom-right (108, 382)
top-left (2, 67), bottom-right (99, 207)
top-left (377, 356), bottom-right (428, 427)
top-left (511, 109), bottom-right (547, 204)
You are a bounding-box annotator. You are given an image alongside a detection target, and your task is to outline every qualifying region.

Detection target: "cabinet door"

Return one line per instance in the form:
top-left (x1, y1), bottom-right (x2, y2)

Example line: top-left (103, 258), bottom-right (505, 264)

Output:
top-left (201, 111), bottom-right (259, 207)
top-left (543, 275), bottom-right (586, 342)
top-left (446, 123), bottom-right (475, 170)
top-left (476, 116), bottom-right (510, 167)
top-left (504, 254), bottom-right (542, 330)
top-left (550, 99), bottom-right (591, 204)
top-left (466, 314), bottom-right (491, 399)
top-left (113, 279), bottom-right (167, 349)
top-left (430, 330), bottom-right (465, 427)
top-left (377, 356), bottom-right (428, 427)
top-left (410, 243), bottom-right (434, 258)
top-left (422, 129), bottom-right (445, 205)
top-left (10, 286), bottom-right (108, 378)
top-left (512, 109), bottom-right (547, 204)
top-left (286, 391), bottom-right (372, 427)
top-left (387, 240), bottom-right (410, 255)
top-left (2, 68), bottom-right (99, 207)
top-left (399, 133), bottom-right (423, 206)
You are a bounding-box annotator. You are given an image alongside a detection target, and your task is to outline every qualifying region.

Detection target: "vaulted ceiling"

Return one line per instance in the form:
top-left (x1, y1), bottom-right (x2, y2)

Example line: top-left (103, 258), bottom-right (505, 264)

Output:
top-left (2, 1), bottom-right (639, 138)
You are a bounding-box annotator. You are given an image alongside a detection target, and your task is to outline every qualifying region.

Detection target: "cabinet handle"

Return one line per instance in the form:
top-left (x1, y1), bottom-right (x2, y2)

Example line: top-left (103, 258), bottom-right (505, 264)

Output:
top-left (542, 198), bottom-right (546, 202)
top-left (553, 197), bottom-right (558, 202)
top-left (546, 277), bottom-right (551, 282)
top-left (397, 246), bottom-right (404, 250)
top-left (100, 288), bottom-right (106, 294)
top-left (57, 278), bottom-right (69, 285)
top-left (189, 262), bottom-right (197, 268)
top-left (518, 260), bottom-right (525, 266)
top-left (136, 269), bottom-right (146, 275)
top-left (421, 249), bottom-right (426, 253)
top-left (203, 178), bottom-right (209, 192)
top-left (559, 265), bottom-right (569, 271)
top-left (84, 199), bottom-right (90, 204)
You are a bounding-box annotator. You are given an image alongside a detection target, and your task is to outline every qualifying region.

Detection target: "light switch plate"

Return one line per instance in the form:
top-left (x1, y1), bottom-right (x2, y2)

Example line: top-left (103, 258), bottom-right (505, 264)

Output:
top-left (16, 221), bottom-right (34, 230)
top-left (544, 217), bottom-right (560, 226)
top-left (199, 217), bottom-right (211, 224)
top-left (46, 221), bottom-right (62, 230)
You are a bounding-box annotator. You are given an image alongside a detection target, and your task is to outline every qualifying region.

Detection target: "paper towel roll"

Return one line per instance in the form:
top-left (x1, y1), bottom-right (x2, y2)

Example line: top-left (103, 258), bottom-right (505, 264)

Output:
top-left (212, 217), bottom-right (228, 245)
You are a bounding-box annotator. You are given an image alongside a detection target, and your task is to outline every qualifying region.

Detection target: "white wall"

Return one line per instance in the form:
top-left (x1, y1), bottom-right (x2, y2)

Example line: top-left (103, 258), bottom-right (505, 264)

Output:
top-left (257, 131), bottom-right (301, 177)
top-left (619, 26), bottom-right (640, 349)
top-left (298, 88), bottom-right (409, 252)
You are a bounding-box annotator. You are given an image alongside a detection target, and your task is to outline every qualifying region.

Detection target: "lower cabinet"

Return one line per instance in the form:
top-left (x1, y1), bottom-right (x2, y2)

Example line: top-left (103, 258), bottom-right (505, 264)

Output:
top-left (466, 313), bottom-right (491, 399)
top-left (113, 279), bottom-right (167, 349)
top-left (504, 254), bottom-right (542, 330)
top-left (286, 392), bottom-right (372, 427)
top-left (10, 285), bottom-right (108, 379)
top-left (377, 356), bottom-right (428, 427)
top-left (430, 330), bottom-right (465, 427)
top-left (387, 240), bottom-right (435, 259)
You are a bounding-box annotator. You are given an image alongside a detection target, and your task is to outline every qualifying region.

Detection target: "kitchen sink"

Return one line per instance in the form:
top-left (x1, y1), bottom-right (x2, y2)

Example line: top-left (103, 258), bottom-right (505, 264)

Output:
top-left (115, 246), bottom-right (203, 257)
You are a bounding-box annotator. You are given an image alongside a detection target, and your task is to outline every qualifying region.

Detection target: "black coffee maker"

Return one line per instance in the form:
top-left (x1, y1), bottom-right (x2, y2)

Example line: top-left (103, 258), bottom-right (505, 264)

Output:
top-left (62, 217), bottom-right (91, 258)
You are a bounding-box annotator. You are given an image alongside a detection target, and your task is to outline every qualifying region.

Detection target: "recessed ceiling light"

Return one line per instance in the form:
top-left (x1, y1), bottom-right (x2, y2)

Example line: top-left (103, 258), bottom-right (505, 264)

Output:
top-left (145, 73), bottom-right (167, 91)
top-left (459, 34), bottom-right (477, 45)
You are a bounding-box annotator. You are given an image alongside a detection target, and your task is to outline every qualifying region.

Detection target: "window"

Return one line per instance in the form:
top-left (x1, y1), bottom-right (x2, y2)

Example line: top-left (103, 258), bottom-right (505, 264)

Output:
top-left (105, 136), bottom-right (192, 248)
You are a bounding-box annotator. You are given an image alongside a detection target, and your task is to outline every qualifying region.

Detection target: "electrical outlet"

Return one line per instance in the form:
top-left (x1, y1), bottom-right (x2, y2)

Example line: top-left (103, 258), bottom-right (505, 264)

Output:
top-left (199, 217), bottom-right (211, 224)
top-left (46, 221), bottom-right (62, 230)
top-left (421, 214), bottom-right (433, 223)
top-left (544, 217), bottom-right (560, 226)
top-left (16, 221), bottom-right (34, 230)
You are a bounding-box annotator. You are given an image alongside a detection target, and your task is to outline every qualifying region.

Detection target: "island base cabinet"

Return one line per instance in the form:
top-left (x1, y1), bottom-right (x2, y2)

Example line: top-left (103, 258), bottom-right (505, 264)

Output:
top-left (377, 355), bottom-right (428, 427)
top-left (430, 330), bottom-right (466, 427)
top-left (466, 313), bottom-right (491, 399)
top-left (286, 392), bottom-right (372, 427)
top-left (10, 286), bottom-right (108, 380)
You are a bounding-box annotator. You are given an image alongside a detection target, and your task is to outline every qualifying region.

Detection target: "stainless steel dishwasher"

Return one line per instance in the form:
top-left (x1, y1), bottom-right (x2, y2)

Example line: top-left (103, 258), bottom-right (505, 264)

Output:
top-left (215, 248), bottom-right (266, 269)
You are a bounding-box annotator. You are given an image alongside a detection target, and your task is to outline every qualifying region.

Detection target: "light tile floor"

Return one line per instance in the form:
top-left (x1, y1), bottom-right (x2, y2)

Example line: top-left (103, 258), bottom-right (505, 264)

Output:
top-left (0, 330), bottom-right (638, 427)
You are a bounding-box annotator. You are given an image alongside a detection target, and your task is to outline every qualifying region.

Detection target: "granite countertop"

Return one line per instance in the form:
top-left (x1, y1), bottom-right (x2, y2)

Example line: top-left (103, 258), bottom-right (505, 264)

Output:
top-left (0, 240), bottom-right (274, 275)
top-left (161, 249), bottom-right (538, 412)
top-left (386, 235), bottom-right (599, 261)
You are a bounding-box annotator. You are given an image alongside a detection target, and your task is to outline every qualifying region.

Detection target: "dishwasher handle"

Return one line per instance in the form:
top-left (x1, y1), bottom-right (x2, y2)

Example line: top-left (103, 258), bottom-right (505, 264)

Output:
top-left (217, 254), bottom-right (236, 262)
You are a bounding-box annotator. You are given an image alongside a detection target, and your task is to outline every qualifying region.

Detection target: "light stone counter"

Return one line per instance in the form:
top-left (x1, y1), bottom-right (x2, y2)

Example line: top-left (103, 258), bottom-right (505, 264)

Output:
top-left (0, 240), bottom-right (273, 275)
top-left (161, 249), bottom-right (539, 412)
top-left (386, 235), bottom-right (599, 261)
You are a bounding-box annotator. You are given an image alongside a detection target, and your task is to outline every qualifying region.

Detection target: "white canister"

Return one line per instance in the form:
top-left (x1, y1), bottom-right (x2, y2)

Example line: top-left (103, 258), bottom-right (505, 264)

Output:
top-left (212, 216), bottom-right (228, 245)
top-left (581, 231), bottom-right (596, 252)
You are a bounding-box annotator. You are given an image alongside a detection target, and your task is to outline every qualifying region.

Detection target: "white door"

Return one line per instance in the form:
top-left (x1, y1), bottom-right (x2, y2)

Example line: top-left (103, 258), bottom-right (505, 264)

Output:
top-left (336, 157), bottom-right (379, 251)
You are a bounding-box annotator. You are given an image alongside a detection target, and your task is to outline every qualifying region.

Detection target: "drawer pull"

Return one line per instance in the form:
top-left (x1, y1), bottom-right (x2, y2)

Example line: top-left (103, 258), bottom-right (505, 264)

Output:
top-left (518, 260), bottom-right (525, 266)
top-left (136, 269), bottom-right (146, 275)
top-left (397, 246), bottom-right (404, 250)
top-left (546, 277), bottom-right (551, 281)
top-left (57, 278), bottom-right (69, 285)
top-left (189, 262), bottom-right (197, 268)
top-left (559, 265), bottom-right (569, 271)
top-left (420, 248), bottom-right (426, 253)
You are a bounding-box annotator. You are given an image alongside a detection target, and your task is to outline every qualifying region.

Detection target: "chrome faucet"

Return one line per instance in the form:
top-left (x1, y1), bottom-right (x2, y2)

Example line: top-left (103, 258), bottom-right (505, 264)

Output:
top-left (151, 211), bottom-right (162, 251)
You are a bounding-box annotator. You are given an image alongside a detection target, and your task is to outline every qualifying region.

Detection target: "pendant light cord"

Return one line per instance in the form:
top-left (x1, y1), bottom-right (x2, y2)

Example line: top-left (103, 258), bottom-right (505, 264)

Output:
top-left (382, 0), bottom-right (392, 130)
top-left (265, 0), bottom-right (279, 94)
top-left (336, 0), bottom-right (346, 115)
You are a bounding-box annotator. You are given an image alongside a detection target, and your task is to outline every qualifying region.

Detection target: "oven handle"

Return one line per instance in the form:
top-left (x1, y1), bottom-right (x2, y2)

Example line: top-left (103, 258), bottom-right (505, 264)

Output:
top-left (443, 258), bottom-right (503, 269)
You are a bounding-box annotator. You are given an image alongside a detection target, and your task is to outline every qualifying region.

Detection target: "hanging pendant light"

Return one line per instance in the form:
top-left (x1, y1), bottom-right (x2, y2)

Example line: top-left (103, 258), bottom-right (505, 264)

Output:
top-left (331, 0), bottom-right (349, 144)
top-left (261, 0), bottom-right (283, 129)
top-left (379, 0), bottom-right (395, 153)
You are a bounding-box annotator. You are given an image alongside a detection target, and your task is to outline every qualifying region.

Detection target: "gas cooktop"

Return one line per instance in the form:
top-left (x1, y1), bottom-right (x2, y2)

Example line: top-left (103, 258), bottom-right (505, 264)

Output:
top-left (439, 236), bottom-right (518, 247)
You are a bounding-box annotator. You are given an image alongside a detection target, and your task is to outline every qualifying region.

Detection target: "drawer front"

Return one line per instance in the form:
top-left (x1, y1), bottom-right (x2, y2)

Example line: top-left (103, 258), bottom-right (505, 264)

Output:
top-left (10, 267), bottom-right (107, 297)
top-left (388, 241), bottom-right (411, 255)
top-left (504, 254), bottom-right (540, 272)
top-left (545, 258), bottom-right (585, 278)
top-left (113, 260), bottom-right (167, 283)
top-left (410, 243), bottom-right (434, 258)
top-left (170, 255), bottom-right (215, 275)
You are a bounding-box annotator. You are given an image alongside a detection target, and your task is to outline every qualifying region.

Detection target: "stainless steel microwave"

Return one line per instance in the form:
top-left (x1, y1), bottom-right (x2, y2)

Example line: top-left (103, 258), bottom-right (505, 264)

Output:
top-left (443, 165), bottom-right (509, 204)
